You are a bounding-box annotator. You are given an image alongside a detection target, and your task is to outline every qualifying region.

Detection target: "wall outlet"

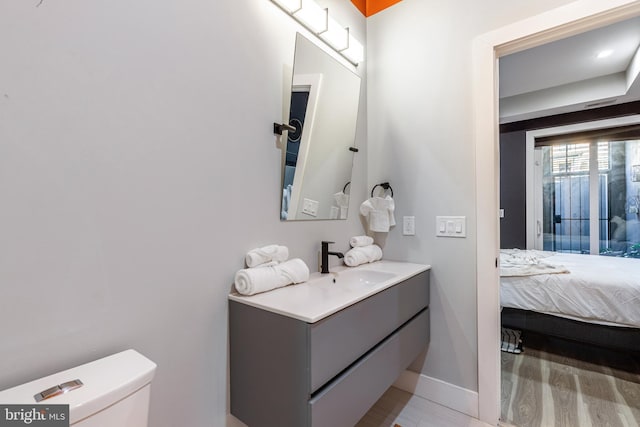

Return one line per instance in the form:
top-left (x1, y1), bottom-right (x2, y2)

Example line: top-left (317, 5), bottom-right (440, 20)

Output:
top-left (302, 198), bottom-right (319, 217)
top-left (403, 216), bottom-right (415, 235)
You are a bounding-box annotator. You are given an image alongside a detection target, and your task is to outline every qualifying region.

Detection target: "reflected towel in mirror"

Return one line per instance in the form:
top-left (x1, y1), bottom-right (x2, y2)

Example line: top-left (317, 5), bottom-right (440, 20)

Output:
top-left (333, 191), bottom-right (350, 219)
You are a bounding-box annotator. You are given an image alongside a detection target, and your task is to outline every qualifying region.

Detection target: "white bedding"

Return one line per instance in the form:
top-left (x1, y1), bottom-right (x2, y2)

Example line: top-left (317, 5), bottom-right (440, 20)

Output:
top-left (500, 251), bottom-right (640, 328)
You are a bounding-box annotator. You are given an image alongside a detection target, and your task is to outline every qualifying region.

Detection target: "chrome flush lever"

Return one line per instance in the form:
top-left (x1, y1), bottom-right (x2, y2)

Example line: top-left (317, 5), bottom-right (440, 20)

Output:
top-left (34, 379), bottom-right (83, 402)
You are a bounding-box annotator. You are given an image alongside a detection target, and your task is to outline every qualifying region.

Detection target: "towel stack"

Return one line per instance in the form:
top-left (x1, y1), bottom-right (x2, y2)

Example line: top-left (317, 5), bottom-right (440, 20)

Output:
top-left (344, 236), bottom-right (383, 267)
top-left (359, 195), bottom-right (396, 232)
top-left (234, 245), bottom-right (310, 296)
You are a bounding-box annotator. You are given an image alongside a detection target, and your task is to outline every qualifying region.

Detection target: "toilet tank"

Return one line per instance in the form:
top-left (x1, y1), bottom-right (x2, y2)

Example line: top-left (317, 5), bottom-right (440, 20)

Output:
top-left (0, 349), bottom-right (157, 426)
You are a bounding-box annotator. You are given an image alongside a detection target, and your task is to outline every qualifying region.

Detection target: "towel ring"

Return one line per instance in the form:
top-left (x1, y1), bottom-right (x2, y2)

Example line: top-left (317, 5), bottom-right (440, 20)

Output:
top-left (343, 181), bottom-right (351, 193)
top-left (371, 182), bottom-right (393, 198)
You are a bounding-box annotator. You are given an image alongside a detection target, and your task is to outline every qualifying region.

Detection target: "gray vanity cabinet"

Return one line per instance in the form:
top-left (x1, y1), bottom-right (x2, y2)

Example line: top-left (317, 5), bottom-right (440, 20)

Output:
top-left (229, 270), bottom-right (430, 427)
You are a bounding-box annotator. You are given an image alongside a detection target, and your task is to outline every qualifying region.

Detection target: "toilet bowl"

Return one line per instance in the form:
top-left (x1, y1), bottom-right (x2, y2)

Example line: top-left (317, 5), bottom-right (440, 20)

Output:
top-left (0, 349), bottom-right (157, 426)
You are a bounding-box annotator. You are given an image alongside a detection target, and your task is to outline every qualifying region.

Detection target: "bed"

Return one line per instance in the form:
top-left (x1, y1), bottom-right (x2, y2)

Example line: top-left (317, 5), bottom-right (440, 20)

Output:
top-left (500, 249), bottom-right (640, 351)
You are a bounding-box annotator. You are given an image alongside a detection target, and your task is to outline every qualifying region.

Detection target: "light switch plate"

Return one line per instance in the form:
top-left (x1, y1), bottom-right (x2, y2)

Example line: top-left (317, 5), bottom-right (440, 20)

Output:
top-left (436, 216), bottom-right (466, 238)
top-left (403, 216), bottom-right (415, 235)
top-left (302, 198), bottom-right (319, 217)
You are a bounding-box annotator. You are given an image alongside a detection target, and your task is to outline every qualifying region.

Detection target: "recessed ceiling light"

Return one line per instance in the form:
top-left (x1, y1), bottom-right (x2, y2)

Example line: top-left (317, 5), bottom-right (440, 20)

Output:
top-left (596, 49), bottom-right (614, 59)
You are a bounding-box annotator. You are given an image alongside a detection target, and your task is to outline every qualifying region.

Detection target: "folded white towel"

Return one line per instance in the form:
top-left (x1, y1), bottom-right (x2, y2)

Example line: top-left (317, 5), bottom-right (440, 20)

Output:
top-left (344, 245), bottom-right (383, 267)
top-left (245, 245), bottom-right (289, 268)
top-left (359, 196), bottom-right (396, 232)
top-left (234, 258), bottom-right (310, 296)
top-left (349, 235), bottom-right (374, 248)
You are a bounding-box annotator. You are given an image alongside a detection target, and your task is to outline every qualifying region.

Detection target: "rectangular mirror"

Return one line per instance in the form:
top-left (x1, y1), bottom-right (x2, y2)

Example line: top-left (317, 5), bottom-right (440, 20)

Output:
top-left (281, 33), bottom-right (362, 221)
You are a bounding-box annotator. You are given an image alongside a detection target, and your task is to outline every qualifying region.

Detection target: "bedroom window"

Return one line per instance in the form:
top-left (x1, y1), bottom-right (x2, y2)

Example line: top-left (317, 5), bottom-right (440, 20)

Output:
top-left (550, 142), bottom-right (609, 173)
top-left (536, 139), bottom-right (640, 257)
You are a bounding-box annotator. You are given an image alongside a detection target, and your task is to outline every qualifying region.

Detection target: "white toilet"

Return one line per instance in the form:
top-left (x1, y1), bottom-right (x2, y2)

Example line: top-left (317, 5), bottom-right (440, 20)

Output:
top-left (0, 349), bottom-right (157, 426)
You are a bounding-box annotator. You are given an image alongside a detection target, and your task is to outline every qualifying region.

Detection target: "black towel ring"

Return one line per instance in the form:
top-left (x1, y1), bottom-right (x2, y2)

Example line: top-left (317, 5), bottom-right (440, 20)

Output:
top-left (342, 181), bottom-right (351, 193)
top-left (370, 182), bottom-right (394, 198)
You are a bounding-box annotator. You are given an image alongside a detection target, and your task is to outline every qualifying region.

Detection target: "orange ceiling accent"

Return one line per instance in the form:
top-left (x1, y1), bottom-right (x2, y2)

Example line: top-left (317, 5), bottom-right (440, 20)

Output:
top-left (351, 0), bottom-right (367, 16)
top-left (351, 0), bottom-right (402, 17)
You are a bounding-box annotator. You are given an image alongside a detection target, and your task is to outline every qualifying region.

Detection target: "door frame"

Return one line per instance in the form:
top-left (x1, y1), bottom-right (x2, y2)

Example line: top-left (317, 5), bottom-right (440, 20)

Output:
top-left (287, 73), bottom-right (322, 219)
top-left (472, 0), bottom-right (640, 424)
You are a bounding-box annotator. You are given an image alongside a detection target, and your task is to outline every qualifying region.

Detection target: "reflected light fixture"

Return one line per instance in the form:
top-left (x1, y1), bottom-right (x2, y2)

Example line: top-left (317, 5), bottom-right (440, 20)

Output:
top-left (597, 49), bottom-right (614, 59)
top-left (270, 0), bottom-right (364, 66)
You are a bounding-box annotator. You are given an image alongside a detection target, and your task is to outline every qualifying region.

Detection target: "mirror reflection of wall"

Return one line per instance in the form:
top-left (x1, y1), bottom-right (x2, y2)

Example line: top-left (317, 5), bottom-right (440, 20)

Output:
top-left (281, 33), bottom-right (362, 221)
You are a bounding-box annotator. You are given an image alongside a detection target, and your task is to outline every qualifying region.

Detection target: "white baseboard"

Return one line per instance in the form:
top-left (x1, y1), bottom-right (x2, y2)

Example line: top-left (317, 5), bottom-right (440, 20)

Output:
top-left (393, 370), bottom-right (479, 418)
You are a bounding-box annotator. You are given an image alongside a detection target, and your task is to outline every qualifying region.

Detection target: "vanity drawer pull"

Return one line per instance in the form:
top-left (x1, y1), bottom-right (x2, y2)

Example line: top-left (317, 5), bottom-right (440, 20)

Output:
top-left (34, 379), bottom-right (83, 402)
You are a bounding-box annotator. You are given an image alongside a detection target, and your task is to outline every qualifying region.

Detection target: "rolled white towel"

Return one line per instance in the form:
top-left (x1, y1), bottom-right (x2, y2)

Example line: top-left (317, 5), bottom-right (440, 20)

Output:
top-left (234, 258), bottom-right (310, 296)
top-left (245, 245), bottom-right (289, 268)
top-left (344, 245), bottom-right (383, 267)
top-left (349, 235), bottom-right (374, 248)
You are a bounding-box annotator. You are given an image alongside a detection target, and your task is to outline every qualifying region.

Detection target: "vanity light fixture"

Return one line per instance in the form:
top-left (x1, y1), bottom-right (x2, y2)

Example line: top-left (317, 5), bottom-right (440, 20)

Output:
top-left (269, 0), bottom-right (364, 66)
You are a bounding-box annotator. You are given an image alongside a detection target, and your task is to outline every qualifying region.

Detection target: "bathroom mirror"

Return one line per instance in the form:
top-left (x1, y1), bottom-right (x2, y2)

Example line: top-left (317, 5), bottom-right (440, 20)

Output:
top-left (281, 33), bottom-right (362, 221)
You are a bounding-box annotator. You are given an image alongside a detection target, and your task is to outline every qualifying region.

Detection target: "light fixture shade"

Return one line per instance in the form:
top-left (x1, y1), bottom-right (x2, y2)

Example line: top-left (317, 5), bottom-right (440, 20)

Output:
top-left (271, 0), bottom-right (301, 13)
top-left (319, 16), bottom-right (349, 51)
top-left (293, 0), bottom-right (327, 34)
top-left (342, 34), bottom-right (364, 64)
top-left (269, 0), bottom-right (363, 66)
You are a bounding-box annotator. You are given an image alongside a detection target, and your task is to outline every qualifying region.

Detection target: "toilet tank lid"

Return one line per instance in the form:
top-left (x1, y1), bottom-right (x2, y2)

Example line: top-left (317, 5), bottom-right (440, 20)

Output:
top-left (0, 349), bottom-right (157, 424)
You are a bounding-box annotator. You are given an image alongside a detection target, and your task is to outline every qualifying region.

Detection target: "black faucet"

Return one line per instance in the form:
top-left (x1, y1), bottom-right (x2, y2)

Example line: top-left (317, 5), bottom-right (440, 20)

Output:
top-left (321, 241), bottom-right (344, 274)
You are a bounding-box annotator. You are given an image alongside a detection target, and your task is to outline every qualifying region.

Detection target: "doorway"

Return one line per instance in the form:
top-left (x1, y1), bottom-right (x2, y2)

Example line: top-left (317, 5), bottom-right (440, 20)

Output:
top-left (473, 1), bottom-right (640, 424)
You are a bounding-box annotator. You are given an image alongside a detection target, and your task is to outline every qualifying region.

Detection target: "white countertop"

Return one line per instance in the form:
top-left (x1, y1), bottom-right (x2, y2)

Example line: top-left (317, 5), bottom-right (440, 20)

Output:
top-left (228, 260), bottom-right (431, 323)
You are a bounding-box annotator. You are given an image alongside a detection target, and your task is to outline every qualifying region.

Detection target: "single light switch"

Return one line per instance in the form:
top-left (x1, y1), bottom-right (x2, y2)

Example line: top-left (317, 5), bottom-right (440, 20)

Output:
top-left (446, 221), bottom-right (454, 233)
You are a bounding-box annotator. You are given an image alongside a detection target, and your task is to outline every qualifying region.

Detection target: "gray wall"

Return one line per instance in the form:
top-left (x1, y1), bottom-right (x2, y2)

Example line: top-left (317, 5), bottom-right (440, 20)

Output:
top-left (0, 1), bottom-right (365, 426)
top-left (365, 0), bottom-right (576, 393)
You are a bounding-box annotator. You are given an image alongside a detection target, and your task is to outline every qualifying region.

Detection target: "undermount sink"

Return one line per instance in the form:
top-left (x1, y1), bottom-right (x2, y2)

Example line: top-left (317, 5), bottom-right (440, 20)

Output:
top-left (331, 269), bottom-right (396, 285)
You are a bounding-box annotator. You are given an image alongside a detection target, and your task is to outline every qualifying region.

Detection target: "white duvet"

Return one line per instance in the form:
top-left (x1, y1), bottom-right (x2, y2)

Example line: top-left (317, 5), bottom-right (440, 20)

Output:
top-left (500, 251), bottom-right (640, 328)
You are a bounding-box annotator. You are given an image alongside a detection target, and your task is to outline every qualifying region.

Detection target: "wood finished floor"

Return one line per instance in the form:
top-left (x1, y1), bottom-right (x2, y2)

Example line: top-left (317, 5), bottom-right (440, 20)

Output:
top-left (501, 332), bottom-right (640, 427)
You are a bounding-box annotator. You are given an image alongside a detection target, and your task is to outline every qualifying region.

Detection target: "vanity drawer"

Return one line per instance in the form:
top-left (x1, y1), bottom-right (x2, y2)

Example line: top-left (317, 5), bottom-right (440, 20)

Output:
top-left (308, 271), bottom-right (429, 392)
top-left (309, 308), bottom-right (429, 427)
